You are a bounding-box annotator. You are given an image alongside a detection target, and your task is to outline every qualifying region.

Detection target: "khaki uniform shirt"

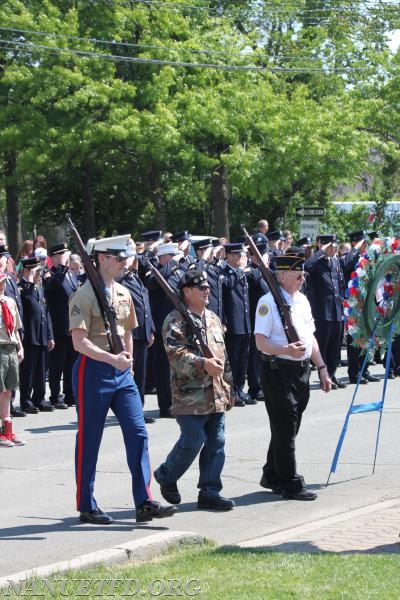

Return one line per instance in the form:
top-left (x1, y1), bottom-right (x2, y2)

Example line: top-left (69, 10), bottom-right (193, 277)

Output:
top-left (69, 280), bottom-right (137, 351)
top-left (162, 308), bottom-right (233, 416)
top-left (0, 295), bottom-right (22, 345)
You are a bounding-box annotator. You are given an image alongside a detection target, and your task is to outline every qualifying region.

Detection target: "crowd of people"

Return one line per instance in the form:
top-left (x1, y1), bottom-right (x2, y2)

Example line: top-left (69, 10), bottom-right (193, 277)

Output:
top-left (0, 221), bottom-right (391, 519)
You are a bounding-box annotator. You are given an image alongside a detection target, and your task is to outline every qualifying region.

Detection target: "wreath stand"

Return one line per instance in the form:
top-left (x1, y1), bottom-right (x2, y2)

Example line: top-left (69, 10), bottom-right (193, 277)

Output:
top-left (326, 322), bottom-right (394, 486)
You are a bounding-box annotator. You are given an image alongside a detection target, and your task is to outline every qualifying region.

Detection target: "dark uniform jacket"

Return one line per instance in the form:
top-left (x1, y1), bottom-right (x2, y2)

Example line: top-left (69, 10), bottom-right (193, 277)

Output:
top-left (221, 264), bottom-right (251, 334)
top-left (19, 280), bottom-right (53, 346)
top-left (196, 258), bottom-right (224, 321)
top-left (305, 250), bottom-right (345, 322)
top-left (143, 261), bottom-right (184, 332)
top-left (5, 274), bottom-right (23, 320)
top-left (118, 271), bottom-right (155, 343)
top-left (43, 266), bottom-right (78, 336)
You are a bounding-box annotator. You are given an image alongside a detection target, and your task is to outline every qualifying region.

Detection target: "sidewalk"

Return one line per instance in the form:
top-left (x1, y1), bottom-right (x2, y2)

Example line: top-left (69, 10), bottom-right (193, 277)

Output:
top-left (239, 497), bottom-right (400, 554)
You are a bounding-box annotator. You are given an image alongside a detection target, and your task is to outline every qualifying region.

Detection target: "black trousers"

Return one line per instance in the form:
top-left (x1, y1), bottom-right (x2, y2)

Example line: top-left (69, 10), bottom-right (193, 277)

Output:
top-left (153, 332), bottom-right (172, 413)
top-left (133, 339), bottom-right (148, 405)
top-left (224, 333), bottom-right (251, 393)
top-left (48, 335), bottom-right (78, 401)
top-left (314, 320), bottom-right (342, 378)
top-left (247, 334), bottom-right (262, 398)
top-left (19, 344), bottom-right (47, 407)
top-left (260, 361), bottom-right (310, 493)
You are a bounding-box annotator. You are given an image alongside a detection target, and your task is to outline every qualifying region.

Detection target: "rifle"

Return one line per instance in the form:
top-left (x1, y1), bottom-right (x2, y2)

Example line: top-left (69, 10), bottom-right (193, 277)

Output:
top-left (147, 262), bottom-right (215, 359)
top-left (67, 217), bottom-right (124, 355)
top-left (240, 224), bottom-right (300, 343)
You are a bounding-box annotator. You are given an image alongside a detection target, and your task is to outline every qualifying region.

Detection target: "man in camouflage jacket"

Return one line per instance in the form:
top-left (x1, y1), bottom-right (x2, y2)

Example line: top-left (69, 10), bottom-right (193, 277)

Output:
top-left (154, 267), bottom-right (235, 511)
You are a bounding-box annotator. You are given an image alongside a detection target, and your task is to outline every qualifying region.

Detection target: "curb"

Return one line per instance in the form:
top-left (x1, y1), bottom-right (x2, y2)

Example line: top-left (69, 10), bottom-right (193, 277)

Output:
top-left (0, 531), bottom-right (207, 589)
top-left (238, 497), bottom-right (400, 549)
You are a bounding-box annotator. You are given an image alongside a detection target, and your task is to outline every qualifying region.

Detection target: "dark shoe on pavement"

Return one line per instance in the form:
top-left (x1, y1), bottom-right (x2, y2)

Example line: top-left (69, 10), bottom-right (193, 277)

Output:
top-left (244, 396), bottom-right (257, 405)
top-left (254, 390), bottom-right (264, 401)
top-left (388, 370), bottom-right (396, 379)
top-left (154, 469), bottom-right (181, 505)
top-left (330, 381), bottom-right (338, 390)
top-left (259, 474), bottom-right (281, 494)
top-left (136, 500), bottom-right (177, 522)
top-left (331, 377), bottom-right (347, 389)
top-left (38, 401), bottom-right (55, 412)
top-left (364, 372), bottom-right (380, 382)
top-left (281, 489), bottom-right (317, 501)
top-left (197, 493), bottom-right (235, 511)
top-left (349, 377), bottom-right (368, 385)
top-left (159, 408), bottom-right (174, 418)
top-left (52, 401), bottom-right (69, 409)
top-left (21, 402), bottom-right (39, 415)
top-left (79, 507), bottom-right (113, 525)
top-left (144, 415), bottom-right (156, 424)
top-left (64, 396), bottom-right (76, 407)
top-left (11, 406), bottom-right (26, 417)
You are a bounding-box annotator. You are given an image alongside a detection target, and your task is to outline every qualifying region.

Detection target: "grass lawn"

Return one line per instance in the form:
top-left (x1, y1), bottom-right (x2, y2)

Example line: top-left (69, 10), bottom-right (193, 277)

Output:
top-left (3, 543), bottom-right (400, 599)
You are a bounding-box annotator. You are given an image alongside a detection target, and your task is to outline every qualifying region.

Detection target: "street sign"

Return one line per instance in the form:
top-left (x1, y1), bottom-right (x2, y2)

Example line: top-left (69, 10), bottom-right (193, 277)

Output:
top-left (296, 207), bottom-right (325, 218)
top-left (299, 219), bottom-right (319, 240)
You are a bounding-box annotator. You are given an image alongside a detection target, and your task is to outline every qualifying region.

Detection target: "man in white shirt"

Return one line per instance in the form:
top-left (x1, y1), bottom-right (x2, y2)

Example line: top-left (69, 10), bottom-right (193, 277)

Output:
top-left (254, 251), bottom-right (331, 501)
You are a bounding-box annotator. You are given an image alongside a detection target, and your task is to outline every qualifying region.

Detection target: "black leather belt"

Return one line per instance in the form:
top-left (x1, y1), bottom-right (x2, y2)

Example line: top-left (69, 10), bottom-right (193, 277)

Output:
top-left (261, 355), bottom-right (310, 368)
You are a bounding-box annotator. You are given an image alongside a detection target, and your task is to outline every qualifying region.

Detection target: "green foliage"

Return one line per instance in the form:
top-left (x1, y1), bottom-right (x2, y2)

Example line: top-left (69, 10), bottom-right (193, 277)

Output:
top-left (0, 0), bottom-right (400, 240)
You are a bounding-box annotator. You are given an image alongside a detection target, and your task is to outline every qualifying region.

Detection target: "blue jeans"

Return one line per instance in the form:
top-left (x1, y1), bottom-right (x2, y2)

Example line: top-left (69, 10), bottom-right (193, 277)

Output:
top-left (157, 413), bottom-right (226, 497)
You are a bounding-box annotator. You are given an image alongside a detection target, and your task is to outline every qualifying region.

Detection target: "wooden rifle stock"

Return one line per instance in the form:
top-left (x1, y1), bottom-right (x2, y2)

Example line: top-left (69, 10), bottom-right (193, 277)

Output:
top-left (67, 217), bottom-right (124, 355)
top-left (240, 225), bottom-right (300, 343)
top-left (147, 263), bottom-right (214, 358)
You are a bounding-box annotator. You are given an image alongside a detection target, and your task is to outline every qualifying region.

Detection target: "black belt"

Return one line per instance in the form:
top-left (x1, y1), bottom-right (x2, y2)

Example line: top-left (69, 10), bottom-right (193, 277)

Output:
top-left (261, 355), bottom-right (310, 368)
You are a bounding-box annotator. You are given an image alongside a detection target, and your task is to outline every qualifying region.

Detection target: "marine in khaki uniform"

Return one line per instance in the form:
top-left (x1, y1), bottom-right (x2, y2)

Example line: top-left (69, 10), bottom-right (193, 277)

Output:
top-left (69, 234), bottom-right (175, 525)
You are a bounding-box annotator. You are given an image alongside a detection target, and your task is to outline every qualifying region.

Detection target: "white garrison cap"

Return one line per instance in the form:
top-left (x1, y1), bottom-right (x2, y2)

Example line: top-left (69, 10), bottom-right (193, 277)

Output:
top-left (157, 242), bottom-right (179, 257)
top-left (92, 234), bottom-right (131, 258)
top-left (34, 247), bottom-right (47, 259)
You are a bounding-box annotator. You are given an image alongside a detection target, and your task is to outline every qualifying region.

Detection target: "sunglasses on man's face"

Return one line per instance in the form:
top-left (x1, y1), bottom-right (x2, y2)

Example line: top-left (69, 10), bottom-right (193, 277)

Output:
top-left (105, 254), bottom-right (126, 263)
top-left (196, 284), bottom-right (210, 291)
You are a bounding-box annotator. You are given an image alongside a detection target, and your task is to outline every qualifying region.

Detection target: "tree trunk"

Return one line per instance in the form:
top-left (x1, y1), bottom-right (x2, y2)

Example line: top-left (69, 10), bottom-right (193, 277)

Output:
top-left (81, 161), bottom-right (97, 238)
top-left (4, 152), bottom-right (22, 257)
top-left (212, 163), bottom-right (230, 238)
top-left (149, 165), bottom-right (166, 231)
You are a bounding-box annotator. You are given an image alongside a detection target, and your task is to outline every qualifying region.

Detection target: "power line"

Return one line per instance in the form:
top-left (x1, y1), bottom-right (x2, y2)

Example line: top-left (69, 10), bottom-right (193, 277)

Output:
top-left (0, 38), bottom-right (375, 73)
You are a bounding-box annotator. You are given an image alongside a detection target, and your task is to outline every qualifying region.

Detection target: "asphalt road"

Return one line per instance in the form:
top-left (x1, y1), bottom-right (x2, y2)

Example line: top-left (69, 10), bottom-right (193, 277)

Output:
top-left (1, 362), bottom-right (400, 577)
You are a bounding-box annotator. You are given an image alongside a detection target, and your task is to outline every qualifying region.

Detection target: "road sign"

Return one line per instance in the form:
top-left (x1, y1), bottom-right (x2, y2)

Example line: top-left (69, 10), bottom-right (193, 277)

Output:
top-left (299, 219), bottom-right (320, 240)
top-left (296, 207), bottom-right (325, 218)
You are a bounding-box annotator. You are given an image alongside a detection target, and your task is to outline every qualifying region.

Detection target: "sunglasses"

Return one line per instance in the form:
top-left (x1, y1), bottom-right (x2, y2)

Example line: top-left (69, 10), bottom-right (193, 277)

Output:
top-left (196, 284), bottom-right (210, 291)
top-left (105, 254), bottom-right (126, 263)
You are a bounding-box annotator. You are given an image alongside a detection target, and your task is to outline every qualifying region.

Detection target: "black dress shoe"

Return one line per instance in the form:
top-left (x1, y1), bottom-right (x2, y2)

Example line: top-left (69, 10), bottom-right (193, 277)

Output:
top-left (364, 373), bottom-right (380, 382)
top-left (159, 408), bottom-right (174, 418)
top-left (331, 377), bottom-right (346, 389)
top-left (259, 474), bottom-right (281, 494)
top-left (388, 371), bottom-right (396, 379)
top-left (38, 402), bottom-right (55, 412)
top-left (52, 401), bottom-right (69, 409)
top-left (79, 507), bottom-right (113, 525)
top-left (21, 403), bottom-right (39, 415)
top-left (234, 396), bottom-right (246, 407)
top-left (255, 390), bottom-right (264, 401)
top-left (154, 469), bottom-right (181, 504)
top-left (281, 489), bottom-right (317, 501)
top-left (136, 500), bottom-right (176, 522)
top-left (64, 397), bottom-right (76, 407)
top-left (11, 406), bottom-right (27, 417)
top-left (349, 377), bottom-right (368, 384)
top-left (244, 396), bottom-right (257, 405)
top-left (144, 415), bottom-right (156, 424)
top-left (197, 494), bottom-right (235, 511)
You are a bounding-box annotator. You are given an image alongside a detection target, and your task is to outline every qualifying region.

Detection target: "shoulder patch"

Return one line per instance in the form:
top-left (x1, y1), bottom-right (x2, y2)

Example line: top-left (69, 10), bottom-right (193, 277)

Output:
top-left (258, 304), bottom-right (269, 316)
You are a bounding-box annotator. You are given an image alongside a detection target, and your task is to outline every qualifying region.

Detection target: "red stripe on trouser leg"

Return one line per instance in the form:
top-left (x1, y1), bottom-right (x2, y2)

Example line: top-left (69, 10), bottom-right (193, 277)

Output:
top-left (76, 356), bottom-right (87, 510)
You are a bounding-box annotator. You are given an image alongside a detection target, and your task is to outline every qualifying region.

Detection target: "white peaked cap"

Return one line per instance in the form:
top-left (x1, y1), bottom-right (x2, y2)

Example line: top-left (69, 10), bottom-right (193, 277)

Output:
top-left (157, 242), bottom-right (180, 257)
top-left (92, 234), bottom-right (131, 257)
